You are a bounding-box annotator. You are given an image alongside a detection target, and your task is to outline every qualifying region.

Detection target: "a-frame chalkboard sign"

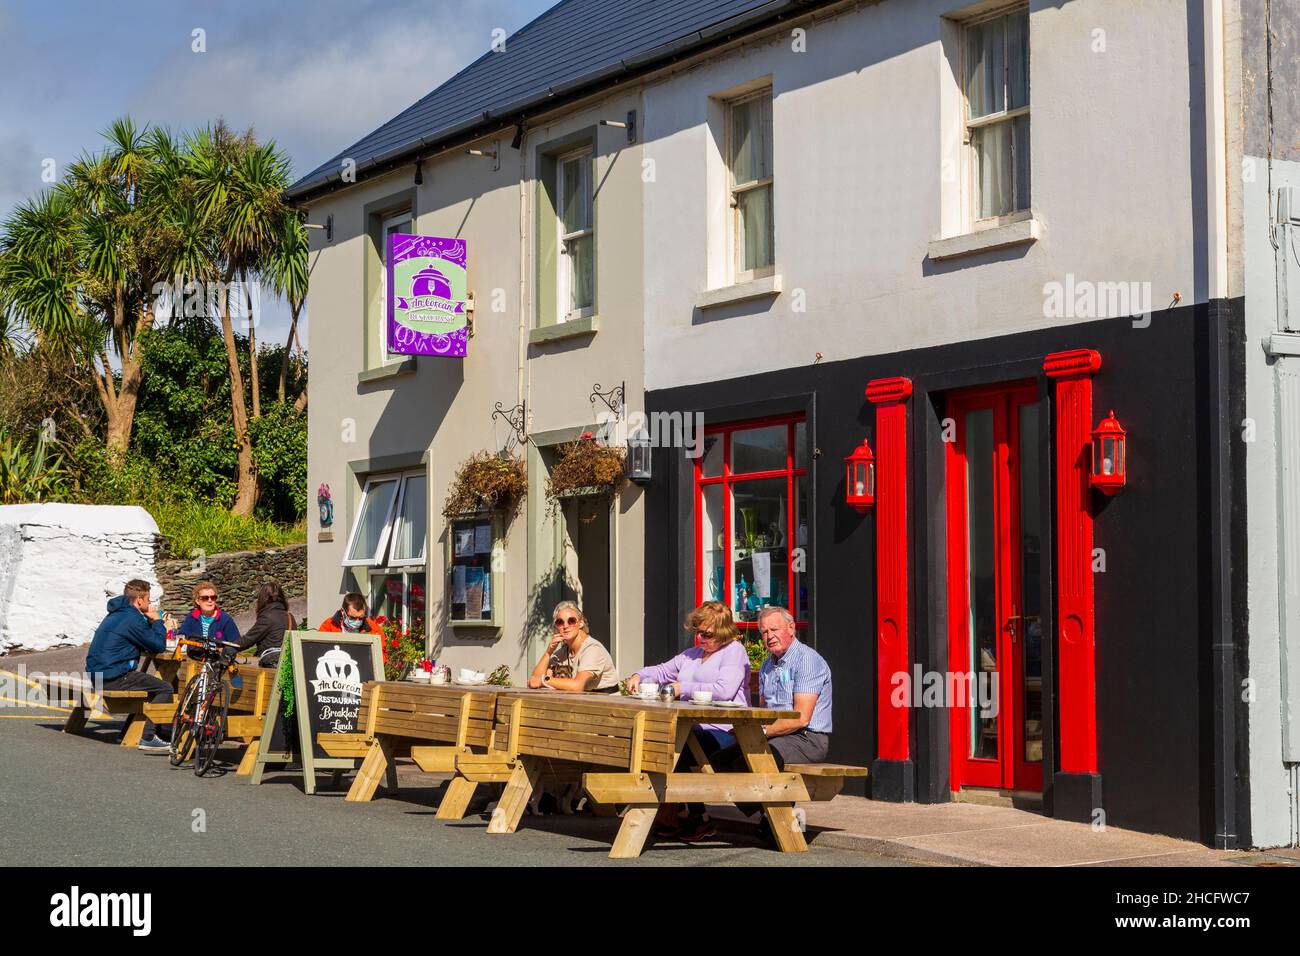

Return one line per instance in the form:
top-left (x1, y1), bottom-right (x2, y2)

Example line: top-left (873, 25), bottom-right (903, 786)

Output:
top-left (248, 631), bottom-right (383, 795)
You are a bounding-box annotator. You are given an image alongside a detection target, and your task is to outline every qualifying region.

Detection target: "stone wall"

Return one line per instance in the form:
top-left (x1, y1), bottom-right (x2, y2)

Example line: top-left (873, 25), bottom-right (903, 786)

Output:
top-left (157, 544), bottom-right (307, 620)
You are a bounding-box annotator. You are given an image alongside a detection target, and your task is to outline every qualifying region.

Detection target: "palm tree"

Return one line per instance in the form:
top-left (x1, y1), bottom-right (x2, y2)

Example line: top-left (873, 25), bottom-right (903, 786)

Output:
top-left (0, 117), bottom-right (205, 460)
top-left (265, 209), bottom-right (310, 408)
top-left (186, 123), bottom-right (292, 516)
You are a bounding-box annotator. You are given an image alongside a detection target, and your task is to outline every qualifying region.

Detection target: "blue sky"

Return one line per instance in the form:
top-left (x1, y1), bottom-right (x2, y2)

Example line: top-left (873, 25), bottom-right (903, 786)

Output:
top-left (0, 0), bottom-right (554, 349)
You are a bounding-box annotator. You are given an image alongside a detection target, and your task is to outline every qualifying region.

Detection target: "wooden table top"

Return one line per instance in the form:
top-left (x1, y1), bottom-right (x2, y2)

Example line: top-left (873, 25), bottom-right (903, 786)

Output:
top-left (496, 687), bottom-right (797, 723)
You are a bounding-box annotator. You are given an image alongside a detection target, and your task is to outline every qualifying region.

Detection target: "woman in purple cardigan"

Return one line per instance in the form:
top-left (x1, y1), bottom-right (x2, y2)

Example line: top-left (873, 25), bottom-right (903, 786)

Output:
top-left (626, 600), bottom-right (749, 841)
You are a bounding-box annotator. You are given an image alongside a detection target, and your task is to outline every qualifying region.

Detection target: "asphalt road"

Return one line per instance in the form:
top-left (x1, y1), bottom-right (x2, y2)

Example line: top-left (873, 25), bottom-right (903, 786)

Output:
top-left (0, 691), bottom-right (905, 868)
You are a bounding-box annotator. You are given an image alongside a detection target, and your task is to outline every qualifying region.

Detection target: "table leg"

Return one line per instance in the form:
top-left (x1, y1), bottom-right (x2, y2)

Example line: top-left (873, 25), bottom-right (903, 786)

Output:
top-left (435, 776), bottom-right (478, 820)
top-left (346, 737), bottom-right (394, 802)
top-left (62, 703), bottom-right (87, 736)
top-left (120, 713), bottom-right (146, 748)
top-left (610, 805), bottom-right (659, 859)
top-left (236, 742), bottom-right (258, 776)
top-left (732, 722), bottom-right (808, 853)
top-left (488, 756), bottom-right (541, 834)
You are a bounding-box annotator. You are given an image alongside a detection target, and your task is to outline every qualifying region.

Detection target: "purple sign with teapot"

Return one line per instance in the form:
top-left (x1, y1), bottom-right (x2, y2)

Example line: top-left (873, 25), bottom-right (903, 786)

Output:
top-left (387, 234), bottom-right (470, 357)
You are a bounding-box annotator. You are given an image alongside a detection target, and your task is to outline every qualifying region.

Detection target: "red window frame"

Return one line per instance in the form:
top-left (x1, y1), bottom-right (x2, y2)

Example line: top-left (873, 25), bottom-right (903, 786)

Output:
top-left (693, 413), bottom-right (810, 636)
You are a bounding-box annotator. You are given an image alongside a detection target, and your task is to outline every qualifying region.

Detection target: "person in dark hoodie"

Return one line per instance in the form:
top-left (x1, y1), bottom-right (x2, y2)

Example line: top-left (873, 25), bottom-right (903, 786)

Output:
top-left (85, 579), bottom-right (177, 753)
top-left (176, 580), bottom-right (242, 649)
top-left (234, 581), bottom-right (295, 667)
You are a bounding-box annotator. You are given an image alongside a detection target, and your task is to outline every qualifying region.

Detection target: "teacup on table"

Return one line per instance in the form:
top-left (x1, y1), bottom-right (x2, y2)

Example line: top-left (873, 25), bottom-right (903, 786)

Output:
top-left (691, 690), bottom-right (714, 703)
top-left (639, 682), bottom-right (659, 699)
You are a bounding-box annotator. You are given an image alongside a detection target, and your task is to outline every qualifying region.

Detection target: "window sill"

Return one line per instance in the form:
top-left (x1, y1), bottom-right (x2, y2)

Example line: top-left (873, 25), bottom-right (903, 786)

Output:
top-left (529, 315), bottom-right (599, 345)
top-left (449, 619), bottom-right (501, 630)
top-left (696, 274), bottom-right (782, 310)
top-left (358, 359), bottom-right (417, 385)
top-left (928, 217), bottom-right (1041, 262)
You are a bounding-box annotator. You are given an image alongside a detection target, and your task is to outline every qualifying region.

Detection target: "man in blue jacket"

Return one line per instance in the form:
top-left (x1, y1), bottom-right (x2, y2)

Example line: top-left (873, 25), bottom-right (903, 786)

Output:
top-left (85, 579), bottom-right (176, 753)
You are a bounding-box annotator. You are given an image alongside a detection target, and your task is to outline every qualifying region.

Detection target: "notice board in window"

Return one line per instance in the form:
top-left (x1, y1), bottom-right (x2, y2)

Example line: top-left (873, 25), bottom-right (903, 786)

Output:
top-left (449, 516), bottom-right (494, 623)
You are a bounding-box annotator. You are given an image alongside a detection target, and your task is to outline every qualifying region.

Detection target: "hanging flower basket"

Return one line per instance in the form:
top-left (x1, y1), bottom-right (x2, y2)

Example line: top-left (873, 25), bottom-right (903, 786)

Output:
top-left (442, 451), bottom-right (527, 519)
top-left (546, 435), bottom-right (626, 505)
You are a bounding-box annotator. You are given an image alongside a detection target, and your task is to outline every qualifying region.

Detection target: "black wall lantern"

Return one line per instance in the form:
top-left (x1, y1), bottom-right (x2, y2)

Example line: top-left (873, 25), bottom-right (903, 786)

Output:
top-left (627, 431), bottom-right (652, 483)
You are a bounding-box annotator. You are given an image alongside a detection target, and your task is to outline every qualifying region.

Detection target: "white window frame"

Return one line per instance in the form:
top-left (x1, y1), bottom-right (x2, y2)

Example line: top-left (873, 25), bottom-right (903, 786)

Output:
top-left (727, 89), bottom-right (775, 284)
top-left (962, 4), bottom-right (1030, 229)
top-left (556, 146), bottom-right (595, 323)
top-left (368, 568), bottom-right (425, 631)
top-left (377, 210), bottom-right (413, 364)
top-left (342, 470), bottom-right (425, 568)
top-left (387, 471), bottom-right (428, 567)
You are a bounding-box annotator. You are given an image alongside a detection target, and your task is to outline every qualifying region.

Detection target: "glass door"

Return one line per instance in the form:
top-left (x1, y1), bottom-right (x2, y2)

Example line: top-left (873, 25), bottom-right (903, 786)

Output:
top-left (945, 383), bottom-right (1043, 792)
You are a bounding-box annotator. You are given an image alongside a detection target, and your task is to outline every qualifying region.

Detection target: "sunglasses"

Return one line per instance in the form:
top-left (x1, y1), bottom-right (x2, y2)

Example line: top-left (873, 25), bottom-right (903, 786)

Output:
top-left (198, 594), bottom-right (218, 602)
top-left (696, 629), bottom-right (717, 639)
top-left (554, 617), bottom-right (580, 627)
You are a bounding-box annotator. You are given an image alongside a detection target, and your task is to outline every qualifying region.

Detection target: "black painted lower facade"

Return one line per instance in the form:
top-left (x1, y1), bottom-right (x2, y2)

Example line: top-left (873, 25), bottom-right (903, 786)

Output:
top-left (643, 300), bottom-right (1250, 847)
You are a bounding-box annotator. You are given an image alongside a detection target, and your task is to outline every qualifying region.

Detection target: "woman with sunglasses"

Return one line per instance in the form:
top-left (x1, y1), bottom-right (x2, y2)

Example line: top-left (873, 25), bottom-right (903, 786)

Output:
top-left (176, 580), bottom-right (242, 650)
top-left (527, 600), bottom-right (618, 692)
top-left (625, 601), bottom-right (749, 841)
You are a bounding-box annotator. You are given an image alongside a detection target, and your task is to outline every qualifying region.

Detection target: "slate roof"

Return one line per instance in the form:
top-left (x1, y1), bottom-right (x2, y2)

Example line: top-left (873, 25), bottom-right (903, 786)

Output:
top-left (286, 0), bottom-right (829, 201)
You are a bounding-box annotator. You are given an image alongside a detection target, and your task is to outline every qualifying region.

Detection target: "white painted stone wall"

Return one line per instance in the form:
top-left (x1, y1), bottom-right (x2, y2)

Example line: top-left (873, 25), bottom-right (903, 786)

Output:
top-left (0, 504), bottom-right (162, 653)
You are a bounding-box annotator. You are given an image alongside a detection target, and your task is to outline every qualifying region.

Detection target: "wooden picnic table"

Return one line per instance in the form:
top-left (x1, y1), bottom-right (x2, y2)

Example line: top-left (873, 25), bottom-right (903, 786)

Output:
top-left (142, 647), bottom-right (190, 688)
top-left (486, 689), bottom-right (808, 858)
top-left (339, 681), bottom-right (505, 816)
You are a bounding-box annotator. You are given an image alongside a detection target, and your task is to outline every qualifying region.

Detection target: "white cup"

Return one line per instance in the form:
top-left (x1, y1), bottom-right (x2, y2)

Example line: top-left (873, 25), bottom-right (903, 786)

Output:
top-left (691, 690), bottom-right (714, 703)
top-left (459, 667), bottom-right (477, 682)
top-left (639, 682), bottom-right (658, 699)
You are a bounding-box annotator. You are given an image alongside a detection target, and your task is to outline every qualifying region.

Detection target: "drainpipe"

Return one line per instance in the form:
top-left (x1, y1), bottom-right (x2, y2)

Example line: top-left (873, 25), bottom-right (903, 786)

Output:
top-left (519, 133), bottom-right (530, 434)
top-left (1202, 0), bottom-right (1242, 850)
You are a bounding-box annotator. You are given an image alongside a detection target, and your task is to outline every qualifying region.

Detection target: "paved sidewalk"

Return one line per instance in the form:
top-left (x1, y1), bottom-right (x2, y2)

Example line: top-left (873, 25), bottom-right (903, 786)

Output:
top-left (709, 795), bottom-right (1300, 866)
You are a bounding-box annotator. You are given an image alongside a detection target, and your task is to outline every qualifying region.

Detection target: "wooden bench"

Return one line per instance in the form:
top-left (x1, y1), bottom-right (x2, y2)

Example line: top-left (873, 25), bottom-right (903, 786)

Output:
top-left (340, 682), bottom-right (505, 818)
top-left (784, 763), bottom-right (869, 802)
top-left (37, 676), bottom-right (152, 748)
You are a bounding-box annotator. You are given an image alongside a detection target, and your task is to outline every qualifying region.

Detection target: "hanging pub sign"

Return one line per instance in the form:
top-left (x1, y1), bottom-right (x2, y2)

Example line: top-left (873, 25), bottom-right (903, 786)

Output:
top-left (387, 234), bottom-right (470, 357)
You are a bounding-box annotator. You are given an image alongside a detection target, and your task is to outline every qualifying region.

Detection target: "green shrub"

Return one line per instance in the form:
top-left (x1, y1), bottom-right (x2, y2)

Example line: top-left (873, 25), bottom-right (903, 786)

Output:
top-left (0, 428), bottom-right (70, 504)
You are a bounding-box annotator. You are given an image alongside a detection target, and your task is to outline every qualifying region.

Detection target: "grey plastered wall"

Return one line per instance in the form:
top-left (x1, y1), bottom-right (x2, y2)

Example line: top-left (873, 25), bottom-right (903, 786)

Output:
top-left (301, 85), bottom-right (647, 683)
top-left (1239, 0), bottom-right (1300, 848)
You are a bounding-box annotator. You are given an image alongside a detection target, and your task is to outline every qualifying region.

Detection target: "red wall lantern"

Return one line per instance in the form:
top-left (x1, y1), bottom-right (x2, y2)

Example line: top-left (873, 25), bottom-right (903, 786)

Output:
top-left (845, 438), bottom-right (876, 512)
top-left (1090, 410), bottom-right (1127, 495)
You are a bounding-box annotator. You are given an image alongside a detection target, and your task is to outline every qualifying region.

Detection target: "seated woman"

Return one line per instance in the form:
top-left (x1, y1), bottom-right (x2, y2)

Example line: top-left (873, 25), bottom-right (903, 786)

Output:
top-left (234, 581), bottom-right (295, 668)
top-left (625, 600), bottom-right (748, 841)
top-left (176, 580), bottom-right (242, 649)
top-left (527, 600), bottom-right (619, 692)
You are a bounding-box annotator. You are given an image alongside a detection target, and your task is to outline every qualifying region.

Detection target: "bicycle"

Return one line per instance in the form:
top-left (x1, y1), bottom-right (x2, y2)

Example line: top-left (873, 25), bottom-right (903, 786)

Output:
top-left (169, 636), bottom-right (242, 776)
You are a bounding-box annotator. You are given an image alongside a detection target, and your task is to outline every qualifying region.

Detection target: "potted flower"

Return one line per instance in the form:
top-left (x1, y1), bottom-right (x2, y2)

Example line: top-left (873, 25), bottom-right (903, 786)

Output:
top-left (377, 615), bottom-right (427, 682)
top-left (744, 635), bottom-right (766, 700)
top-left (443, 451), bottom-right (527, 520)
top-left (545, 433), bottom-right (626, 506)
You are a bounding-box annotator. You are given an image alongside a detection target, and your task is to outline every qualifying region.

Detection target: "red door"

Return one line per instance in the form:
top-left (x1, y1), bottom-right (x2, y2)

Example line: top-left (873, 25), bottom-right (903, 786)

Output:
top-left (945, 384), bottom-right (1044, 793)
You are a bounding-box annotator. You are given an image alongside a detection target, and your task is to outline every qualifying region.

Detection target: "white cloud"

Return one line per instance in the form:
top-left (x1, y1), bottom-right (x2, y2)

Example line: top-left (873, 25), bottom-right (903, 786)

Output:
top-left (128, 5), bottom-right (518, 180)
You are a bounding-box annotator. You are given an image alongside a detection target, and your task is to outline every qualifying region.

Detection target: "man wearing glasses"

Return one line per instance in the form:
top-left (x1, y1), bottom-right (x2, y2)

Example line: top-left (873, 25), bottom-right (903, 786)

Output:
top-left (85, 579), bottom-right (179, 752)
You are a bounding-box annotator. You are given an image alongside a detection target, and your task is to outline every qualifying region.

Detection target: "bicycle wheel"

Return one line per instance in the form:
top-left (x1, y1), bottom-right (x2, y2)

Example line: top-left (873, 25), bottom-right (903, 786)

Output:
top-left (194, 679), bottom-right (229, 777)
top-left (169, 677), bottom-right (202, 767)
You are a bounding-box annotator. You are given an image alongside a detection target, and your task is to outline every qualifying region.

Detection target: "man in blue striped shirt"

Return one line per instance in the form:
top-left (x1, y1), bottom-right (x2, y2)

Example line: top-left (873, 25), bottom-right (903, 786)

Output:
top-left (754, 605), bottom-right (833, 766)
